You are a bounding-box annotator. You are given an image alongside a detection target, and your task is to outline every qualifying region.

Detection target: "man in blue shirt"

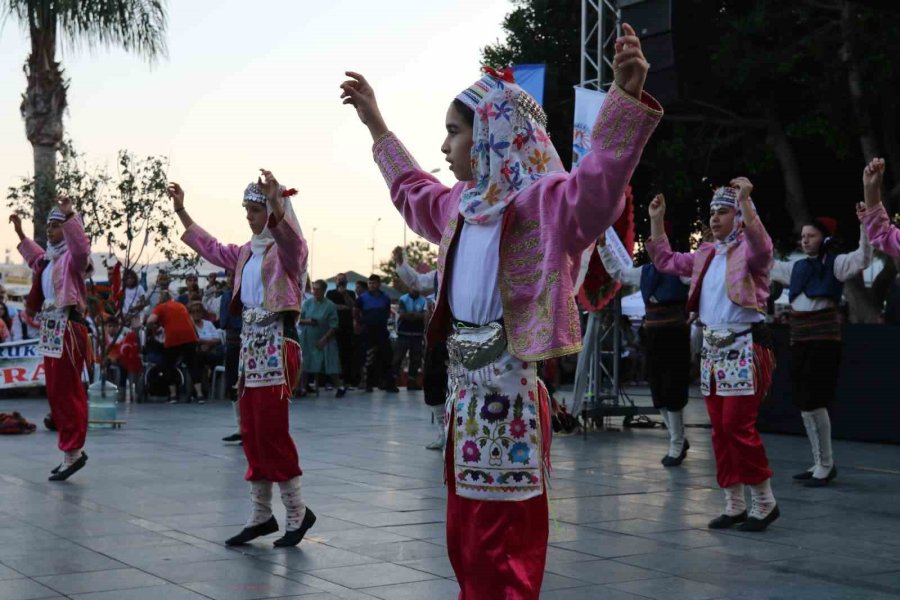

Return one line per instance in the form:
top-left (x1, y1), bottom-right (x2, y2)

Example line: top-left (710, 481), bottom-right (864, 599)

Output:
top-left (355, 274), bottom-right (398, 393)
top-left (394, 285), bottom-right (428, 390)
top-left (218, 271), bottom-right (243, 442)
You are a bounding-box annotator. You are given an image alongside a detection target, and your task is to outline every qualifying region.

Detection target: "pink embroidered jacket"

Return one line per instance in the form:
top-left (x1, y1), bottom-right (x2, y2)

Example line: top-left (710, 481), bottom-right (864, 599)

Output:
top-left (181, 214), bottom-right (308, 315)
top-left (862, 203), bottom-right (900, 258)
top-left (18, 214), bottom-right (91, 314)
top-left (374, 84), bottom-right (663, 361)
top-left (646, 216), bottom-right (774, 315)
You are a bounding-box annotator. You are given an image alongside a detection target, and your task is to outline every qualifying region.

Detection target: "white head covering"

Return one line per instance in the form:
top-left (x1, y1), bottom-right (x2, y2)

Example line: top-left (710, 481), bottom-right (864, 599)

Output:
top-left (45, 208), bottom-right (69, 261)
top-left (710, 186), bottom-right (754, 248)
top-left (242, 182), bottom-right (303, 257)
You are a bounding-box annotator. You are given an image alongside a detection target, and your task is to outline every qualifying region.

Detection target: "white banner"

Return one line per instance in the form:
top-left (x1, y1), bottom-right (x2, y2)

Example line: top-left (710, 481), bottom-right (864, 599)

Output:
top-left (0, 340), bottom-right (45, 389)
top-left (572, 86), bottom-right (608, 168)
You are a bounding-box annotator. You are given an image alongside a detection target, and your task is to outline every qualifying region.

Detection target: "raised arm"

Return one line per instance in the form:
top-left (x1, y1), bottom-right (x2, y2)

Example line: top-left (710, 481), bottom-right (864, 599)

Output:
top-left (597, 232), bottom-right (641, 286)
top-left (770, 260), bottom-right (794, 286)
top-left (341, 72), bottom-right (454, 244)
top-left (55, 197), bottom-right (90, 275)
top-left (732, 177), bottom-right (773, 274)
top-left (394, 247), bottom-right (437, 293)
top-left (259, 170), bottom-right (306, 280)
top-left (9, 214), bottom-right (45, 269)
top-left (169, 183), bottom-right (242, 272)
top-left (833, 212), bottom-right (873, 282)
top-left (645, 193), bottom-right (695, 277)
top-left (860, 158), bottom-right (900, 257)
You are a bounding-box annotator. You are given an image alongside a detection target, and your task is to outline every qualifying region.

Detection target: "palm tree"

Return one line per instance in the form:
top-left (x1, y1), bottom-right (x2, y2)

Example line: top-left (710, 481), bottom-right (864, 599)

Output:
top-left (2, 0), bottom-right (167, 246)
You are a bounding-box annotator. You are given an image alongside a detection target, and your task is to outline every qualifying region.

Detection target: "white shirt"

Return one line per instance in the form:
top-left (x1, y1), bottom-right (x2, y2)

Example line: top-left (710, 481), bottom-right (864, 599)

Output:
top-left (41, 260), bottom-right (55, 304)
top-left (699, 250), bottom-right (763, 328)
top-left (122, 285), bottom-right (147, 314)
top-left (597, 245), bottom-right (691, 299)
top-left (194, 319), bottom-right (219, 343)
top-left (770, 226), bottom-right (873, 312)
top-left (449, 221), bottom-right (503, 325)
top-left (240, 253), bottom-right (264, 309)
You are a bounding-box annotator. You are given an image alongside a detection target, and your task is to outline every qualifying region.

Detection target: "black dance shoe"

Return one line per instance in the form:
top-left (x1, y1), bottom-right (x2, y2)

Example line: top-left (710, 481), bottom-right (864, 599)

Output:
top-left (804, 466), bottom-right (837, 488)
top-left (273, 508), bottom-right (317, 547)
top-left (708, 510), bottom-right (748, 529)
top-left (793, 469), bottom-right (814, 481)
top-left (48, 453), bottom-right (88, 481)
top-left (738, 505), bottom-right (780, 532)
top-left (661, 439), bottom-right (690, 467)
top-left (225, 516), bottom-right (278, 546)
top-left (222, 433), bottom-right (242, 443)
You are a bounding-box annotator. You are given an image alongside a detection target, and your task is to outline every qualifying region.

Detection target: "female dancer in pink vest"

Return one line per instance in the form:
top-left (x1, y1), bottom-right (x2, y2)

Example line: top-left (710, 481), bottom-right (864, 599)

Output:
top-left (647, 182), bottom-right (780, 532)
top-left (860, 158), bottom-right (900, 257)
top-left (342, 24), bottom-right (662, 599)
top-left (167, 171), bottom-right (315, 547)
top-left (10, 197), bottom-right (92, 481)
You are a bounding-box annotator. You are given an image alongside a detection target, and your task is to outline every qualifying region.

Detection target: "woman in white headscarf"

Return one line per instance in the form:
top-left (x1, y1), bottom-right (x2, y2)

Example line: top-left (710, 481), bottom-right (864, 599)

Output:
top-left (168, 170), bottom-right (315, 548)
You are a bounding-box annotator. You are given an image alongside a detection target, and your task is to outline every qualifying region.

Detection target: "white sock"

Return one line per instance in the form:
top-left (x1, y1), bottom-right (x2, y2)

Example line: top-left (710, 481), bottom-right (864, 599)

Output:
top-left (809, 408), bottom-right (833, 478)
top-left (658, 408), bottom-right (670, 429)
top-left (426, 405), bottom-right (446, 449)
top-left (246, 481), bottom-right (273, 527)
top-left (724, 483), bottom-right (746, 516)
top-left (749, 479), bottom-right (776, 519)
top-left (666, 410), bottom-right (685, 458)
top-left (64, 449), bottom-right (83, 467)
top-left (232, 399), bottom-right (241, 435)
top-left (800, 410), bottom-right (821, 473)
top-left (278, 476), bottom-right (307, 531)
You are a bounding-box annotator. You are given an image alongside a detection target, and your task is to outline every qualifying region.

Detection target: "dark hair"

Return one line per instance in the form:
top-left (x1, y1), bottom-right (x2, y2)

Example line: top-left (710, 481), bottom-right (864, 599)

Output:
top-left (451, 99), bottom-right (475, 128)
top-left (188, 301), bottom-right (205, 314)
top-left (313, 279), bottom-right (327, 290)
top-left (0, 301), bottom-right (11, 330)
top-left (368, 274), bottom-right (381, 283)
top-left (805, 220), bottom-right (837, 257)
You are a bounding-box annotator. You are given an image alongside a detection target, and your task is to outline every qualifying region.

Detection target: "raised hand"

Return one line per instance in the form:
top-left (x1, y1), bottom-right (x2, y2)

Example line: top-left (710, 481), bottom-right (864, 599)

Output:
top-left (340, 71), bottom-right (388, 138)
top-left (648, 193), bottom-right (666, 220)
top-left (856, 202), bottom-right (867, 223)
top-left (166, 183), bottom-right (185, 211)
top-left (392, 246), bottom-right (404, 264)
top-left (55, 196), bottom-right (75, 216)
top-left (863, 158), bottom-right (885, 194)
top-left (8, 213), bottom-right (23, 233)
top-left (258, 169), bottom-right (281, 204)
top-left (730, 177), bottom-right (754, 203)
top-left (613, 23), bottom-right (650, 99)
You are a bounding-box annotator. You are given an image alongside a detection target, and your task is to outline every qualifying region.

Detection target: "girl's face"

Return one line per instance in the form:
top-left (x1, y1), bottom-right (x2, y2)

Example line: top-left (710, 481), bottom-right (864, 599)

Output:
top-left (709, 206), bottom-right (736, 242)
top-left (245, 202), bottom-right (268, 235)
top-left (46, 221), bottom-right (64, 245)
top-left (800, 226), bottom-right (825, 256)
top-left (441, 103), bottom-right (474, 182)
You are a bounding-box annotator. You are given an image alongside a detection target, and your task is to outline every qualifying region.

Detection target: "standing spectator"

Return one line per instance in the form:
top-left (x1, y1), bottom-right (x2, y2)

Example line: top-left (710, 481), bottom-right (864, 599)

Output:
top-left (191, 301), bottom-right (223, 395)
top-left (355, 274), bottom-right (398, 393)
top-left (300, 280), bottom-right (346, 397)
top-left (326, 273), bottom-right (358, 387)
top-left (177, 273), bottom-right (201, 305)
top-left (146, 270), bottom-right (173, 311)
top-left (203, 279), bottom-right (223, 327)
top-left (121, 268), bottom-right (147, 328)
top-left (0, 301), bottom-right (12, 342)
top-left (394, 284), bottom-right (428, 390)
top-left (146, 290), bottom-right (204, 404)
top-left (219, 271), bottom-right (243, 442)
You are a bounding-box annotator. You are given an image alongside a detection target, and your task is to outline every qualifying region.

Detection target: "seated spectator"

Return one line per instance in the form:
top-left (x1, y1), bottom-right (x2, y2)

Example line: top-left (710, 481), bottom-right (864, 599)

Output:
top-left (0, 301), bottom-right (12, 342)
top-left (102, 317), bottom-right (143, 397)
top-left (177, 273), bottom-right (201, 305)
top-left (190, 301), bottom-right (223, 395)
top-left (146, 290), bottom-right (204, 404)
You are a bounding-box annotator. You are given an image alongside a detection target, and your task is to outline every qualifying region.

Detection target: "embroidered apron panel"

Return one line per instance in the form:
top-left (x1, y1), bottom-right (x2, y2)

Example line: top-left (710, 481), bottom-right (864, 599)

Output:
top-left (701, 328), bottom-right (755, 397)
top-left (449, 351), bottom-right (544, 502)
top-left (240, 309), bottom-right (286, 389)
top-left (38, 305), bottom-right (68, 359)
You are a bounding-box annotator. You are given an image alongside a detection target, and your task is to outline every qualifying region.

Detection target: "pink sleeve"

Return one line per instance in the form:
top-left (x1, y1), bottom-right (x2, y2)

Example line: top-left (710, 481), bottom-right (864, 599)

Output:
top-left (645, 235), bottom-right (695, 277)
top-left (863, 203), bottom-right (900, 257)
top-left (62, 213), bottom-right (91, 274)
top-left (741, 214), bottom-right (774, 273)
top-left (181, 224), bottom-right (242, 272)
top-left (373, 133), bottom-right (456, 244)
top-left (267, 213), bottom-right (306, 280)
top-left (556, 85), bottom-right (663, 253)
top-left (17, 238), bottom-right (46, 271)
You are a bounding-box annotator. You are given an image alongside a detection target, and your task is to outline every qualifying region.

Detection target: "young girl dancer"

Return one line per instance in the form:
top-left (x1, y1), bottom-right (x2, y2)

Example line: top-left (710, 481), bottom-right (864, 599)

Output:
top-left (769, 204), bottom-right (871, 487)
top-left (860, 158), bottom-right (900, 257)
top-left (647, 182), bottom-right (780, 532)
top-left (167, 171), bottom-right (315, 547)
top-left (342, 23), bottom-right (662, 598)
top-left (10, 197), bottom-right (92, 481)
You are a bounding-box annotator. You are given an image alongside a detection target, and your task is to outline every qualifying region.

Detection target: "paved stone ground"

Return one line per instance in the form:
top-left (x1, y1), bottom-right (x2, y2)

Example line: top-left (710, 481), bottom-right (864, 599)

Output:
top-left (1, 387), bottom-right (899, 600)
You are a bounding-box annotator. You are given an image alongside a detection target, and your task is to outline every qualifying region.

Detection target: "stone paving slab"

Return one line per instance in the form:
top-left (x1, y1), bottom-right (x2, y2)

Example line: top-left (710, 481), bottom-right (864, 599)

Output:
top-left (1, 387), bottom-right (899, 599)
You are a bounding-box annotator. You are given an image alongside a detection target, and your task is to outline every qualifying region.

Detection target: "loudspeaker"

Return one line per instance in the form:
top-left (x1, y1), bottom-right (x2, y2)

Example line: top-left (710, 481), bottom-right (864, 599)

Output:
top-left (619, 0), bottom-right (709, 105)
